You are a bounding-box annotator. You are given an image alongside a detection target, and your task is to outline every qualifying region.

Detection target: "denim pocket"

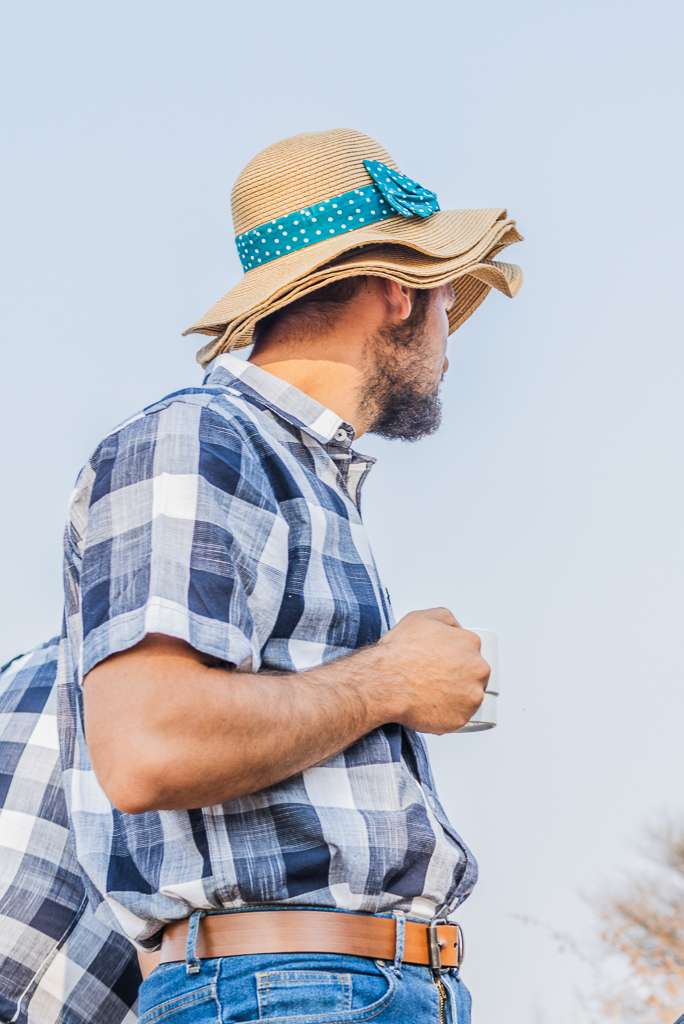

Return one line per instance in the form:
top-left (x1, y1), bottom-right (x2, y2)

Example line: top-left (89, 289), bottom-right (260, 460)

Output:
top-left (257, 971), bottom-right (352, 1018)
top-left (253, 958), bottom-right (396, 1022)
top-left (138, 962), bottom-right (219, 1024)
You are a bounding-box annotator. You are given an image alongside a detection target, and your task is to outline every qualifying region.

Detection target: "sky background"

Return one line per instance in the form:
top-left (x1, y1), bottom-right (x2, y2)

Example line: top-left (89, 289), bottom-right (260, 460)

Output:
top-left (1, 1), bottom-right (683, 1021)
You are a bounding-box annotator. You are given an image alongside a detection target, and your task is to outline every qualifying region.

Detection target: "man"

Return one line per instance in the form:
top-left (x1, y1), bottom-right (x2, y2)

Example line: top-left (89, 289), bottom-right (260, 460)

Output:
top-left (0, 641), bottom-right (141, 1023)
top-left (58, 129), bottom-right (522, 1023)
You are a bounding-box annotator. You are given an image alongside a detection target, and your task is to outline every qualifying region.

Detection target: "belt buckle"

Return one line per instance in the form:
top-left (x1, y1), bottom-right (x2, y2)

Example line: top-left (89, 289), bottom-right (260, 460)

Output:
top-left (427, 918), bottom-right (465, 973)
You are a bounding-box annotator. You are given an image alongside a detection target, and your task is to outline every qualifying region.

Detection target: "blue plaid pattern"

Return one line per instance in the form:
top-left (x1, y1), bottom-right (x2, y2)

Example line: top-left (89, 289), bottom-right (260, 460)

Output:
top-left (59, 352), bottom-right (477, 949)
top-left (0, 639), bottom-right (140, 1024)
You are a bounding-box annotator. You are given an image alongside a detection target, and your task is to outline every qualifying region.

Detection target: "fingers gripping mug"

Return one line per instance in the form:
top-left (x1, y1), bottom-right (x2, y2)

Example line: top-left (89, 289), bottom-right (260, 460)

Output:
top-left (458, 628), bottom-right (499, 733)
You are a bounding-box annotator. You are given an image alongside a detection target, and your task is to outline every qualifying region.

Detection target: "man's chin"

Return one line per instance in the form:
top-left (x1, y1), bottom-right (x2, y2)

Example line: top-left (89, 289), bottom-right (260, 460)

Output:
top-left (368, 399), bottom-right (442, 442)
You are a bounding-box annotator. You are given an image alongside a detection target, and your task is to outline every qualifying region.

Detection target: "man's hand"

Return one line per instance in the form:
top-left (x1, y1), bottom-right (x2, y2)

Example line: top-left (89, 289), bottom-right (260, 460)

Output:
top-left (378, 608), bottom-right (489, 734)
top-left (83, 607), bottom-right (489, 814)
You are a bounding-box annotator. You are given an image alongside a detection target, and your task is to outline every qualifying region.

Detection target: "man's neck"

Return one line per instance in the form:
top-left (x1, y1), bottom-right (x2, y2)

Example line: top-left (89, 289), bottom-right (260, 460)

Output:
top-left (248, 316), bottom-right (374, 438)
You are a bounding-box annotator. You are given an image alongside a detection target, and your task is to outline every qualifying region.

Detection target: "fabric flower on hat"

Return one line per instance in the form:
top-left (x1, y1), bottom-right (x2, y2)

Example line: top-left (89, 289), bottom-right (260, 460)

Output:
top-left (363, 159), bottom-right (440, 218)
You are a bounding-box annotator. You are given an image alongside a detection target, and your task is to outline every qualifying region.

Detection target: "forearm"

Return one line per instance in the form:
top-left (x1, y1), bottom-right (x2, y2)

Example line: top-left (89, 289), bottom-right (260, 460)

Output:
top-left (85, 636), bottom-right (401, 814)
top-left (85, 609), bottom-right (489, 814)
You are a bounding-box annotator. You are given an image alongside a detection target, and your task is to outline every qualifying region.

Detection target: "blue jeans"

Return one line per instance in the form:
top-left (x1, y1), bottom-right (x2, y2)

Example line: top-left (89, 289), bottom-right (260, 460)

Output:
top-left (138, 911), bottom-right (472, 1024)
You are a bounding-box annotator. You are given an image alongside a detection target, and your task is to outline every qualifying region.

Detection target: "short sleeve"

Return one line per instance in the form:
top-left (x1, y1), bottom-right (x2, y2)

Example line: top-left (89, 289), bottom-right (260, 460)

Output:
top-left (79, 399), bottom-right (286, 679)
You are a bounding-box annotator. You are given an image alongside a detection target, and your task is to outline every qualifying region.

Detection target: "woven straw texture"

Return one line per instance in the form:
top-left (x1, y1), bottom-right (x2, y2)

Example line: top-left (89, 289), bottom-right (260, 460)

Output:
top-left (185, 130), bottom-right (523, 365)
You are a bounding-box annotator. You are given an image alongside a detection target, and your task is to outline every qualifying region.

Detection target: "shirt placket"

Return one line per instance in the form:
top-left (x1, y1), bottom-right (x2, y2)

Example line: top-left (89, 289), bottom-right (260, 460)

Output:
top-left (326, 427), bottom-right (375, 513)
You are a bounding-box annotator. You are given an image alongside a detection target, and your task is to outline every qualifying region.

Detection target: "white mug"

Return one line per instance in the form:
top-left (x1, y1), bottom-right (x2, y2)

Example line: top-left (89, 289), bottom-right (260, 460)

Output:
top-left (457, 628), bottom-right (499, 733)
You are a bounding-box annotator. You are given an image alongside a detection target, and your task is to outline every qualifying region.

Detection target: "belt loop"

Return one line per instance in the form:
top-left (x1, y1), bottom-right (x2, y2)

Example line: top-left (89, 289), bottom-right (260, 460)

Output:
top-left (392, 910), bottom-right (406, 977)
top-left (185, 910), bottom-right (205, 975)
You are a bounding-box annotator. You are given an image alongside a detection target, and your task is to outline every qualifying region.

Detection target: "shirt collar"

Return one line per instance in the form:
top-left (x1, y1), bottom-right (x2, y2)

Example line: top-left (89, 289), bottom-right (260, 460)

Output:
top-left (204, 352), bottom-right (356, 448)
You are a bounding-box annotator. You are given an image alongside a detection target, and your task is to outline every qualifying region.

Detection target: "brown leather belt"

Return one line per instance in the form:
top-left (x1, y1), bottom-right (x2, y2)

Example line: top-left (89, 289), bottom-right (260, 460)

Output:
top-left (159, 910), bottom-right (464, 971)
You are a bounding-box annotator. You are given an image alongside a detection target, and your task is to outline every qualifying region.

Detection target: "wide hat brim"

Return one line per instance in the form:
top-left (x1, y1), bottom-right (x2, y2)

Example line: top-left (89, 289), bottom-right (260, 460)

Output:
top-left (185, 200), bottom-right (522, 367)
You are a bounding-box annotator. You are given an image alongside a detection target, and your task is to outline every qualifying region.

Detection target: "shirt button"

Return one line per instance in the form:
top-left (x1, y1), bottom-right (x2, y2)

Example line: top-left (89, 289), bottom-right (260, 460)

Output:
top-left (335, 429), bottom-right (347, 442)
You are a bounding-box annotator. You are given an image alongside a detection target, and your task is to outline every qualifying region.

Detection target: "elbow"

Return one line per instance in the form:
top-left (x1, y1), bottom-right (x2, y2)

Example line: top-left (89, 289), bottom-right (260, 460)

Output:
top-left (106, 780), bottom-right (160, 817)
top-left (92, 748), bottom-right (171, 816)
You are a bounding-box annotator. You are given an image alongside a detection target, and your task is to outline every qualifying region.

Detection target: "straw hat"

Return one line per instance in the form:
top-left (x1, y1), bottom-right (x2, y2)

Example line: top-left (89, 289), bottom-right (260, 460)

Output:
top-left (185, 129), bottom-right (523, 366)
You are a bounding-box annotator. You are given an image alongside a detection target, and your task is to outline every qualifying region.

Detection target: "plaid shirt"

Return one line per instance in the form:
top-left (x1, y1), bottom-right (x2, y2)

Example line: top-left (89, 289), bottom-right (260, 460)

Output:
top-left (0, 638), bottom-right (140, 1024)
top-left (59, 352), bottom-right (477, 949)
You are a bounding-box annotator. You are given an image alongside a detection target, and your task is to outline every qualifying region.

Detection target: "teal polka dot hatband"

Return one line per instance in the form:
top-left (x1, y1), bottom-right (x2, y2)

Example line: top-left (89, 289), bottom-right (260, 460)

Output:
top-left (185, 129), bottom-right (523, 362)
top-left (235, 161), bottom-right (440, 272)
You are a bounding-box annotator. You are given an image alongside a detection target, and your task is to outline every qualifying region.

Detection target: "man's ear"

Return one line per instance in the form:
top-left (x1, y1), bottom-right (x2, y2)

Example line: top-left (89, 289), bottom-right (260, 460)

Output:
top-left (377, 278), bottom-right (415, 321)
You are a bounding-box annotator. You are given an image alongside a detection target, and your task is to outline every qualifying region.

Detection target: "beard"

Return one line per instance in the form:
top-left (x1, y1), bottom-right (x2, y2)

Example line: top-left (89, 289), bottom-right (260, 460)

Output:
top-left (359, 296), bottom-right (443, 443)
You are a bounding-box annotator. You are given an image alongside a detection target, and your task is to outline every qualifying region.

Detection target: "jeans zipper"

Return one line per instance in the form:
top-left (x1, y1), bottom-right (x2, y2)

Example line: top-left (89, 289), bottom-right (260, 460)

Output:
top-left (435, 975), bottom-right (447, 1023)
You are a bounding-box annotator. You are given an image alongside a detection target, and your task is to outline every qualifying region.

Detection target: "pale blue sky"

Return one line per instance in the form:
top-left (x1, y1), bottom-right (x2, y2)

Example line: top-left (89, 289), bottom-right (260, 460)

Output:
top-left (2, 1), bottom-right (683, 1020)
